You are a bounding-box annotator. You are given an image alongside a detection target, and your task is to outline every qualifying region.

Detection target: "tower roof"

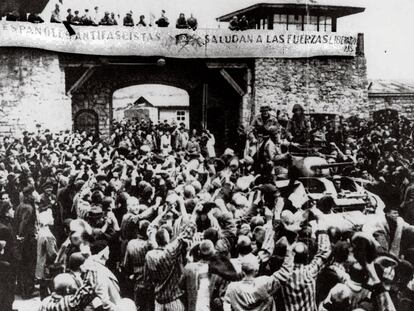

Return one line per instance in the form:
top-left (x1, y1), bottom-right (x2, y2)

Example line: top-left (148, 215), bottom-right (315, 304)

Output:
top-left (216, 1), bottom-right (365, 22)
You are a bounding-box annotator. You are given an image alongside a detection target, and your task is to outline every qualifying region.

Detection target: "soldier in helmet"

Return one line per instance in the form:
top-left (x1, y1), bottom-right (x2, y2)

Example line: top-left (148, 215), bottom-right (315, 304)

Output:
top-left (248, 105), bottom-right (281, 165)
top-left (286, 104), bottom-right (310, 144)
top-left (249, 105), bottom-right (280, 144)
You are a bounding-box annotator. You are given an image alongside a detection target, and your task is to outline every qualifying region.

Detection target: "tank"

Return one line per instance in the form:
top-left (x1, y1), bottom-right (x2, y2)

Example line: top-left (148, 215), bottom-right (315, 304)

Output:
top-left (277, 154), bottom-right (385, 222)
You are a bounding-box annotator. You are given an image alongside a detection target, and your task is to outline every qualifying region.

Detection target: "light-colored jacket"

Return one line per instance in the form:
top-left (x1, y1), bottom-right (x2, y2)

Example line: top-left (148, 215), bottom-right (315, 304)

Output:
top-left (83, 258), bottom-right (121, 310)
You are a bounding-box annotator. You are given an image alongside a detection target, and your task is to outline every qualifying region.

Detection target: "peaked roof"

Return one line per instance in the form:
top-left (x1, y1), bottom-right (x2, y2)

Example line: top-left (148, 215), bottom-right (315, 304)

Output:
top-left (216, 1), bottom-right (365, 21)
top-left (133, 96), bottom-right (154, 107)
top-left (123, 96), bottom-right (154, 110)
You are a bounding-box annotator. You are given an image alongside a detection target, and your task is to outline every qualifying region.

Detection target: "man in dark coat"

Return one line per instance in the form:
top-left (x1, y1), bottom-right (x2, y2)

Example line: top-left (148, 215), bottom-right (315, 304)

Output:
top-left (155, 10), bottom-right (169, 27)
top-left (15, 185), bottom-right (37, 298)
top-left (176, 13), bottom-right (188, 29)
top-left (0, 201), bottom-right (18, 311)
top-left (123, 12), bottom-right (134, 27)
top-left (187, 14), bottom-right (198, 30)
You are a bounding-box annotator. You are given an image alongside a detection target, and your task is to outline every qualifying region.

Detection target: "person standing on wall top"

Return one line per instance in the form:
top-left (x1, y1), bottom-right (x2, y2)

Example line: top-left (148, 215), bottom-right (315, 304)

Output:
top-left (229, 16), bottom-right (239, 30)
top-left (176, 13), bottom-right (189, 29)
top-left (187, 14), bottom-right (198, 30)
top-left (123, 12), bottom-right (134, 27)
top-left (137, 15), bottom-right (147, 27)
top-left (50, 4), bottom-right (62, 23)
top-left (238, 15), bottom-right (249, 30)
top-left (28, 13), bottom-right (44, 24)
top-left (70, 10), bottom-right (81, 25)
top-left (65, 9), bottom-right (73, 23)
top-left (155, 10), bottom-right (169, 27)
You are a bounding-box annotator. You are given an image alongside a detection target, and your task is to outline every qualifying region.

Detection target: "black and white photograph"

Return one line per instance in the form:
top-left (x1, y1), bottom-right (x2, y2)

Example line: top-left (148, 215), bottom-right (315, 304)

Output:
top-left (0, 0), bottom-right (413, 310)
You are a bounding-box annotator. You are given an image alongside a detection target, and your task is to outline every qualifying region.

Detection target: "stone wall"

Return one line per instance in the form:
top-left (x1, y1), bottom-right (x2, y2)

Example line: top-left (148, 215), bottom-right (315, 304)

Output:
top-left (368, 95), bottom-right (414, 120)
top-left (253, 56), bottom-right (368, 118)
top-left (0, 48), bottom-right (71, 137)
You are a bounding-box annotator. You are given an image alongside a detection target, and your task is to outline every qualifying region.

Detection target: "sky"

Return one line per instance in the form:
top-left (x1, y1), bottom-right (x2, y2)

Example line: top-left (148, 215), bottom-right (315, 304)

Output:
top-left (41, 0), bottom-right (414, 80)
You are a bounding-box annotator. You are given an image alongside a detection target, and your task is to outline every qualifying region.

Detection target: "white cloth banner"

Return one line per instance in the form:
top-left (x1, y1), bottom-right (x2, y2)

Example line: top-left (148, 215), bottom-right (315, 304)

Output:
top-left (0, 22), bottom-right (358, 58)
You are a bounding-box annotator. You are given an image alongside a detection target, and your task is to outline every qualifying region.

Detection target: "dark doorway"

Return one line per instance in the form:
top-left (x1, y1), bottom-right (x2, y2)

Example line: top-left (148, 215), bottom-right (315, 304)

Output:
top-left (74, 109), bottom-right (99, 135)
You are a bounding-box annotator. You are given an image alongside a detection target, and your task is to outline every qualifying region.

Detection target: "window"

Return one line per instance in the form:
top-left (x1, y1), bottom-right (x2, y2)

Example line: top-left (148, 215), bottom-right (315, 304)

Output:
top-left (261, 18), bottom-right (268, 29)
top-left (319, 16), bottom-right (332, 32)
top-left (288, 15), bottom-right (303, 31)
top-left (304, 15), bottom-right (318, 31)
top-left (176, 110), bottom-right (186, 121)
top-left (273, 14), bottom-right (287, 30)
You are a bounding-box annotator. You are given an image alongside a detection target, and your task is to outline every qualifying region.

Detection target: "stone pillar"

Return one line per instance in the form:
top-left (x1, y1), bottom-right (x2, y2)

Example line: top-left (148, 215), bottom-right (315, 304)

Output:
top-left (0, 48), bottom-right (71, 137)
top-left (240, 67), bottom-right (254, 128)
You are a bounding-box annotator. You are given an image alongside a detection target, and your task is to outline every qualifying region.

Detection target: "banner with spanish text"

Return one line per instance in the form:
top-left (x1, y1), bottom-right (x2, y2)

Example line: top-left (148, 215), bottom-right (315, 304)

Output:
top-left (0, 22), bottom-right (358, 58)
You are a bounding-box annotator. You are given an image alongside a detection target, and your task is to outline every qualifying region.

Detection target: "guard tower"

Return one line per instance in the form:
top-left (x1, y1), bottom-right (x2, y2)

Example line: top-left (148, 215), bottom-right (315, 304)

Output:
top-left (217, 1), bottom-right (365, 32)
top-left (216, 1), bottom-right (368, 120)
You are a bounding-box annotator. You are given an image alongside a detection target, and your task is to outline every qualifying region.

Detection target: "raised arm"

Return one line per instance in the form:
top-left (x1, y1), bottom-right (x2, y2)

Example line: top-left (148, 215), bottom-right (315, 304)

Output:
top-left (306, 208), bottom-right (331, 278)
top-left (267, 241), bottom-right (295, 293)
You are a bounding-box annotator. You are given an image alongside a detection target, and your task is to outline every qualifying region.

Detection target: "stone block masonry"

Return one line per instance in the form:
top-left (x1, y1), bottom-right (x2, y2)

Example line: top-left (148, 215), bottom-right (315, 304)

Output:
top-left (253, 56), bottom-right (369, 118)
top-left (0, 47), bottom-right (369, 139)
top-left (0, 48), bottom-right (71, 137)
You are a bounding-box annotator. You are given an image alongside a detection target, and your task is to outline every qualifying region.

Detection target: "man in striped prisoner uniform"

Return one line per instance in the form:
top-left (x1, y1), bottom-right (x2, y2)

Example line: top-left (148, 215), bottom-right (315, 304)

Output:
top-left (39, 273), bottom-right (97, 311)
top-left (279, 210), bottom-right (332, 311)
top-left (145, 216), bottom-right (195, 311)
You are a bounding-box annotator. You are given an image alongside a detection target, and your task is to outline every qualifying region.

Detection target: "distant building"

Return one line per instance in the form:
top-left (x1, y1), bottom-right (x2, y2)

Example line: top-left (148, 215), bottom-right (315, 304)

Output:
top-left (123, 96), bottom-right (190, 128)
top-left (368, 80), bottom-right (414, 120)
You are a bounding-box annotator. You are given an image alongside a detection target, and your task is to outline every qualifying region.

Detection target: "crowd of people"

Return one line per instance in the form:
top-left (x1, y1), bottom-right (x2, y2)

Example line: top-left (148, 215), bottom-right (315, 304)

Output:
top-left (0, 104), bottom-right (414, 311)
top-left (2, 4), bottom-right (199, 30)
top-left (2, 4), bottom-right (253, 31)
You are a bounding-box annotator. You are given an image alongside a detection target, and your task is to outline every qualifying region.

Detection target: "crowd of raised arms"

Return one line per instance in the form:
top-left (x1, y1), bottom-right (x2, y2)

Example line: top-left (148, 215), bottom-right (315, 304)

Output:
top-left (2, 104), bottom-right (414, 311)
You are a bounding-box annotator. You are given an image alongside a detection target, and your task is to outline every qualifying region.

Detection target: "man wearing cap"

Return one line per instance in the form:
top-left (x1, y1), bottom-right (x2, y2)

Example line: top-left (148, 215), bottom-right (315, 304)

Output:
top-left (124, 12), bottom-right (134, 27)
top-left (223, 237), bottom-right (295, 311)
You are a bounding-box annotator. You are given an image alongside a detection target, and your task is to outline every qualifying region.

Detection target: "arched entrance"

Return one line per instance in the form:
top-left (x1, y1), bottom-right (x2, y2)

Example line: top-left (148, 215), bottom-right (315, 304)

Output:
top-left (65, 56), bottom-right (252, 151)
top-left (74, 109), bottom-right (99, 135)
